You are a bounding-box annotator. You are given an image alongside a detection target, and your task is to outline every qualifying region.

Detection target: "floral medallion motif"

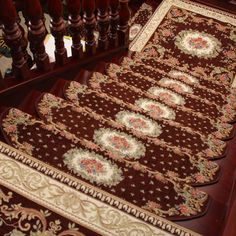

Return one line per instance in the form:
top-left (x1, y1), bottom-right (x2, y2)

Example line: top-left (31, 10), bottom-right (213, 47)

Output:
top-left (135, 98), bottom-right (176, 120)
top-left (148, 87), bottom-right (186, 105)
top-left (129, 24), bottom-right (142, 40)
top-left (175, 30), bottom-right (222, 59)
top-left (159, 78), bottom-right (193, 94)
top-left (169, 71), bottom-right (199, 85)
top-left (115, 111), bottom-right (162, 137)
top-left (63, 148), bottom-right (123, 186)
top-left (93, 128), bottom-right (146, 159)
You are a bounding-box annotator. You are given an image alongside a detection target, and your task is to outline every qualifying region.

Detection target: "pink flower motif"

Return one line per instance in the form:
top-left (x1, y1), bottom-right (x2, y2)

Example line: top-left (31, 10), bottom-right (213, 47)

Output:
top-left (224, 50), bottom-right (236, 59)
top-left (147, 104), bottom-right (164, 116)
top-left (188, 37), bottom-right (209, 49)
top-left (128, 117), bottom-right (148, 129)
top-left (194, 173), bottom-right (206, 183)
top-left (111, 136), bottom-right (130, 150)
top-left (147, 201), bottom-right (161, 209)
top-left (178, 204), bottom-right (192, 215)
top-left (171, 9), bottom-right (183, 17)
top-left (133, 162), bottom-right (143, 171)
top-left (79, 158), bottom-right (105, 175)
top-left (159, 92), bottom-right (173, 103)
top-left (4, 125), bottom-right (17, 134)
top-left (162, 29), bottom-right (173, 37)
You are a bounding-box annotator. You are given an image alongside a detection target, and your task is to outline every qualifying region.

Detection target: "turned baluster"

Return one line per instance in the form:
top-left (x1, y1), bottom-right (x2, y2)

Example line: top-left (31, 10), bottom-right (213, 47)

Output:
top-left (118, 0), bottom-right (131, 46)
top-left (82, 0), bottom-right (96, 54)
top-left (97, 0), bottom-right (109, 50)
top-left (25, 0), bottom-right (50, 72)
top-left (0, 0), bottom-right (30, 79)
top-left (17, 17), bottom-right (34, 69)
top-left (48, 0), bottom-right (67, 65)
top-left (109, 0), bottom-right (119, 47)
top-left (67, 0), bottom-right (83, 59)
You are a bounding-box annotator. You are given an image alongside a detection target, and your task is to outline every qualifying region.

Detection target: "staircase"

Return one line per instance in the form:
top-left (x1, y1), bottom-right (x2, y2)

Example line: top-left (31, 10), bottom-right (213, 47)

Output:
top-left (1, 0), bottom-right (236, 235)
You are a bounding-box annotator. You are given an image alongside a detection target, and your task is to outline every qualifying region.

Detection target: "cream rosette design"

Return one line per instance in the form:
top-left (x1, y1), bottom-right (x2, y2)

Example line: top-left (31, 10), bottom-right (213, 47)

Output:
top-left (63, 148), bottom-right (123, 186)
top-left (135, 98), bottom-right (176, 120)
top-left (169, 70), bottom-right (199, 85)
top-left (93, 128), bottom-right (146, 159)
top-left (115, 111), bottom-right (162, 137)
top-left (175, 30), bottom-right (222, 59)
top-left (159, 78), bottom-right (193, 94)
top-left (148, 87), bottom-right (186, 105)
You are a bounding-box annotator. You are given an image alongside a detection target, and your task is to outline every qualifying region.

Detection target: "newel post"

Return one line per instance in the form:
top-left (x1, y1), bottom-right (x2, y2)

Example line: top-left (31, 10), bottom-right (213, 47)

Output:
top-left (67, 0), bottom-right (83, 59)
top-left (25, 0), bottom-right (50, 72)
top-left (97, 0), bottom-right (109, 50)
top-left (82, 0), bottom-right (96, 55)
top-left (109, 0), bottom-right (119, 47)
top-left (48, 0), bottom-right (67, 65)
top-left (0, 0), bottom-right (30, 79)
top-left (118, 0), bottom-right (131, 46)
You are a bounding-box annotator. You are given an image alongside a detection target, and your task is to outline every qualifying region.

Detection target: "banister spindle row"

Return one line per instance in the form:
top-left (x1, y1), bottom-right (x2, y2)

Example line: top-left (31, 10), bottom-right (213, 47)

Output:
top-left (0, 0), bottom-right (130, 79)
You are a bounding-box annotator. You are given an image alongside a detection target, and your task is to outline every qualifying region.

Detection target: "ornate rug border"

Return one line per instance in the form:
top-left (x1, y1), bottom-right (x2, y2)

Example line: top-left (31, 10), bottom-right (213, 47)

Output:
top-left (129, 0), bottom-right (236, 52)
top-left (0, 141), bottom-right (201, 236)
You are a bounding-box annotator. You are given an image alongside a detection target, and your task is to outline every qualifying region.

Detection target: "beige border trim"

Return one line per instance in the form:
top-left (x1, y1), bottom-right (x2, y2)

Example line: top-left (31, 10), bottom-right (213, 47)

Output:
top-left (129, 0), bottom-right (236, 52)
top-left (0, 141), bottom-right (200, 236)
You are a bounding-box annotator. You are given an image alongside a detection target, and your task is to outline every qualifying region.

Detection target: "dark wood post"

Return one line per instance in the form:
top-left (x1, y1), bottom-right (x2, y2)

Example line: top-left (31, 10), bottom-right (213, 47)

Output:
top-left (97, 0), bottom-right (109, 50)
top-left (48, 0), bottom-right (67, 65)
top-left (25, 0), bottom-right (50, 72)
top-left (118, 0), bottom-right (130, 46)
top-left (67, 0), bottom-right (83, 59)
top-left (0, 0), bottom-right (30, 79)
top-left (109, 0), bottom-right (119, 47)
top-left (82, 0), bottom-right (96, 55)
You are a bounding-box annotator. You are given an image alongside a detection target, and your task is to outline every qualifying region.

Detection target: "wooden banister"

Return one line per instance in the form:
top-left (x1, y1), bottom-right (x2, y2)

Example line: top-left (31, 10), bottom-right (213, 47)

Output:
top-left (97, 0), bottom-right (109, 50)
top-left (25, 0), bottom-right (50, 72)
top-left (109, 0), bottom-right (119, 47)
top-left (48, 0), bottom-right (67, 65)
top-left (118, 0), bottom-right (131, 46)
top-left (0, 0), bottom-right (30, 79)
top-left (67, 0), bottom-right (83, 59)
top-left (82, 0), bottom-right (96, 55)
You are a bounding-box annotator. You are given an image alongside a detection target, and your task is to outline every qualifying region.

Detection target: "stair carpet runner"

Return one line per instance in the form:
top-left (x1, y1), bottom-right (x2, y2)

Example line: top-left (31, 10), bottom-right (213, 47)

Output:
top-left (1, 52), bottom-right (236, 221)
top-left (1, 2), bottom-right (236, 224)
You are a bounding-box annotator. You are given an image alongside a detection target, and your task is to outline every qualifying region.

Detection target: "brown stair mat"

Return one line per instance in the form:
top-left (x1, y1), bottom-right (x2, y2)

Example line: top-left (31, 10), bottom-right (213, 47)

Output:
top-left (125, 55), bottom-right (236, 123)
top-left (85, 72), bottom-right (228, 159)
top-left (110, 57), bottom-right (236, 126)
top-left (36, 92), bottom-right (220, 187)
top-left (0, 107), bottom-right (210, 221)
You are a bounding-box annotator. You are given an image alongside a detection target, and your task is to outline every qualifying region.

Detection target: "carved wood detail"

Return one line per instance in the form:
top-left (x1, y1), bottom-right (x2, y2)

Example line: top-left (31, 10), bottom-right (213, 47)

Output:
top-left (48, 0), bottom-right (67, 65)
top-left (67, 0), bottom-right (83, 59)
top-left (82, 0), bottom-right (96, 55)
top-left (97, 0), bottom-right (109, 50)
top-left (118, 0), bottom-right (131, 46)
top-left (109, 0), bottom-right (119, 47)
top-left (25, 0), bottom-right (50, 72)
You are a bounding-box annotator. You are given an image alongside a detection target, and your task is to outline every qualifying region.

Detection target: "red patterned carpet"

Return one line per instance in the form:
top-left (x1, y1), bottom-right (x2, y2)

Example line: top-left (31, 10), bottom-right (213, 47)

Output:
top-left (0, 0), bottom-right (236, 235)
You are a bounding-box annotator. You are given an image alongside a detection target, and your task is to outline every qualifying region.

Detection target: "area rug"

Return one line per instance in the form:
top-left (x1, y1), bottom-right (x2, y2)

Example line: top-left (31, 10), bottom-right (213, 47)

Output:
top-left (130, 0), bottom-right (236, 86)
top-left (36, 92), bottom-right (220, 186)
top-left (0, 141), bottom-right (201, 236)
top-left (1, 108), bottom-right (209, 222)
